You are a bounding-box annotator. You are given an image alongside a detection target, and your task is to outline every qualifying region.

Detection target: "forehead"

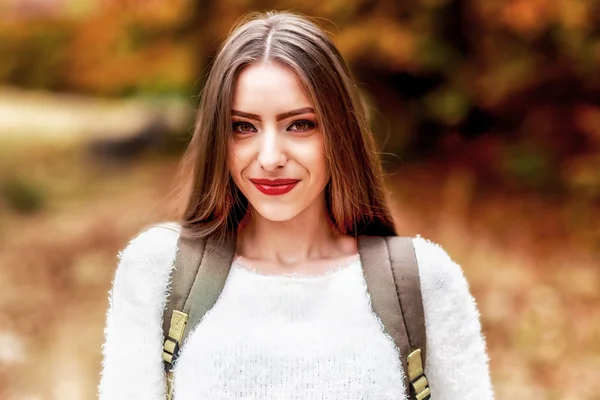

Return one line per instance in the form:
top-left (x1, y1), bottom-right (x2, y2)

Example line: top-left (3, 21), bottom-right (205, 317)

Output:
top-left (232, 62), bottom-right (314, 113)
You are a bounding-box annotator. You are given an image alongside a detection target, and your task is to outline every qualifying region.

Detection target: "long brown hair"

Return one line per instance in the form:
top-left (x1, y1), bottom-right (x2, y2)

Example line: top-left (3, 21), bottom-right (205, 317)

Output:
top-left (175, 11), bottom-right (397, 245)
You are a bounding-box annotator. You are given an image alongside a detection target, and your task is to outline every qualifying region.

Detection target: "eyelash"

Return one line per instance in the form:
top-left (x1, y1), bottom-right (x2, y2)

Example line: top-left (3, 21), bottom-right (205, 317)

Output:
top-left (231, 120), bottom-right (317, 134)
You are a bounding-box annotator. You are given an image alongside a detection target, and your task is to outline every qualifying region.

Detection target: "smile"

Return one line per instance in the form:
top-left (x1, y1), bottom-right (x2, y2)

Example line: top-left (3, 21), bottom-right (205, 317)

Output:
top-left (250, 179), bottom-right (300, 196)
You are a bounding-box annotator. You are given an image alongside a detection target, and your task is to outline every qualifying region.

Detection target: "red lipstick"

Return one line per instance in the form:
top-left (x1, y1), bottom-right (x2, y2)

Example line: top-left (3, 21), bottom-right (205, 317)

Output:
top-left (249, 178), bottom-right (300, 196)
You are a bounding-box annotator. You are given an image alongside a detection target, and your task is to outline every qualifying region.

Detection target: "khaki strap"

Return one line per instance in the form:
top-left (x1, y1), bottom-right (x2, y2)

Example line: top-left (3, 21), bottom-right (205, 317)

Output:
top-left (358, 236), bottom-right (429, 400)
top-left (385, 236), bottom-right (427, 363)
top-left (163, 311), bottom-right (188, 400)
top-left (164, 233), bottom-right (428, 399)
top-left (386, 236), bottom-right (430, 399)
top-left (408, 349), bottom-right (431, 400)
top-left (162, 237), bottom-right (207, 342)
top-left (180, 233), bottom-right (236, 341)
top-left (161, 232), bottom-right (236, 399)
top-left (162, 235), bottom-right (208, 400)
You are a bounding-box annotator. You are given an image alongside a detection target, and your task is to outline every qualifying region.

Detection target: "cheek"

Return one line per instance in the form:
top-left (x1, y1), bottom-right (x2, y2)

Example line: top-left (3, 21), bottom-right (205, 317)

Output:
top-left (312, 139), bottom-right (329, 181)
top-left (228, 140), bottom-right (245, 165)
top-left (318, 156), bottom-right (330, 183)
top-left (227, 144), bottom-right (243, 181)
top-left (295, 139), bottom-right (329, 184)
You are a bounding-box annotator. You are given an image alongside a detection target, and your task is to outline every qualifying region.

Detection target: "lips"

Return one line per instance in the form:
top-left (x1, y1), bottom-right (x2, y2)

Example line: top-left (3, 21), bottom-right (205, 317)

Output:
top-left (249, 178), bottom-right (300, 196)
top-left (249, 178), bottom-right (300, 185)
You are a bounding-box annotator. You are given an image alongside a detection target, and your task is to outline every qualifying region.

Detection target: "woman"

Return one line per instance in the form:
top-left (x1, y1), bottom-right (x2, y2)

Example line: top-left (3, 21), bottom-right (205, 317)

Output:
top-left (98, 11), bottom-right (494, 400)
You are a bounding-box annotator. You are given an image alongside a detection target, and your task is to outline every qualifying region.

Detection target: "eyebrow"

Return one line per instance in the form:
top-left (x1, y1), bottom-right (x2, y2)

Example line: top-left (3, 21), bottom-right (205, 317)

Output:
top-left (231, 107), bottom-right (315, 122)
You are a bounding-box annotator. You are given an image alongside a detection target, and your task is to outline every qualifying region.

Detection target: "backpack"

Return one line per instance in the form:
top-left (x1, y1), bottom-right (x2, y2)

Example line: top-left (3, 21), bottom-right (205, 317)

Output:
top-left (161, 233), bottom-right (431, 400)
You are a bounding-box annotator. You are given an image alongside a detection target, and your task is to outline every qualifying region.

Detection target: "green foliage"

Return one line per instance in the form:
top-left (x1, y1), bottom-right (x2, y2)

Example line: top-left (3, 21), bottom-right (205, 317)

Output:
top-left (423, 86), bottom-right (471, 126)
top-left (500, 143), bottom-right (556, 190)
top-left (0, 176), bottom-right (46, 214)
top-left (417, 36), bottom-right (461, 71)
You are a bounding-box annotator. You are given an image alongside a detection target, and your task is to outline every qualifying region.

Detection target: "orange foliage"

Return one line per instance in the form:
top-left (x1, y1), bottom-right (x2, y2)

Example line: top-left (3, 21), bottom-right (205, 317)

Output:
top-left (64, 1), bottom-right (195, 94)
top-left (335, 17), bottom-right (417, 70)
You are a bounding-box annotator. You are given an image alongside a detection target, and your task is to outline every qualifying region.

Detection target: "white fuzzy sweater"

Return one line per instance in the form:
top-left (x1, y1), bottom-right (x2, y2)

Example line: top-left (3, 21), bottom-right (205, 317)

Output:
top-left (98, 224), bottom-right (494, 400)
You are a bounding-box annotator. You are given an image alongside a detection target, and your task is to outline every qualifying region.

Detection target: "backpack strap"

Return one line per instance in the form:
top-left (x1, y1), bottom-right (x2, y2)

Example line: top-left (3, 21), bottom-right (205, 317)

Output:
top-left (358, 235), bottom-right (430, 400)
top-left (162, 232), bottom-right (236, 400)
top-left (163, 233), bottom-right (428, 400)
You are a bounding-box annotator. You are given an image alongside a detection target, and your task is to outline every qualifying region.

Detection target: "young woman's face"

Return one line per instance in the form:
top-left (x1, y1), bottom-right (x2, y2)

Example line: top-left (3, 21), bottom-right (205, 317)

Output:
top-left (228, 62), bottom-right (330, 222)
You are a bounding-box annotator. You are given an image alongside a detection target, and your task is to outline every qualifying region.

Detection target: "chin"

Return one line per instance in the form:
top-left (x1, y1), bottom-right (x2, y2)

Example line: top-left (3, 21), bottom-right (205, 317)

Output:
top-left (251, 203), bottom-right (304, 222)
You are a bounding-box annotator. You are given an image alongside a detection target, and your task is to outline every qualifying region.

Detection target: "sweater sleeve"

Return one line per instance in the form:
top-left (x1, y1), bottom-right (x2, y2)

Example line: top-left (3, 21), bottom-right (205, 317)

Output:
top-left (412, 236), bottom-right (495, 400)
top-left (98, 223), bottom-right (180, 400)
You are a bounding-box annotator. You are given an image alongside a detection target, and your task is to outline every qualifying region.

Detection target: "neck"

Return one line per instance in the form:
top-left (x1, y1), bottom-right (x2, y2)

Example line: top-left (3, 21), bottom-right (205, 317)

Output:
top-left (235, 197), bottom-right (353, 267)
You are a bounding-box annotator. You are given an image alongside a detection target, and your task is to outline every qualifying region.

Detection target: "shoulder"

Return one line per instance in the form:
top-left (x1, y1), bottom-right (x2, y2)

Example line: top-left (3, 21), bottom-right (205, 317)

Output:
top-left (100, 222), bottom-right (181, 399)
top-left (111, 221), bottom-right (181, 304)
top-left (408, 237), bottom-right (493, 399)
top-left (120, 221), bottom-right (181, 259)
top-left (410, 235), bottom-right (471, 297)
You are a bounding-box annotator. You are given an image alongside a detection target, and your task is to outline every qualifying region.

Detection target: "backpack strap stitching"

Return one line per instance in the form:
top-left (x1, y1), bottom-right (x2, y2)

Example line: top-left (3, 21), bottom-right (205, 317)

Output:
top-left (181, 238), bottom-right (207, 315)
top-left (358, 235), bottom-right (411, 399)
top-left (383, 236), bottom-right (413, 394)
top-left (387, 238), bottom-right (408, 344)
top-left (386, 236), bottom-right (431, 400)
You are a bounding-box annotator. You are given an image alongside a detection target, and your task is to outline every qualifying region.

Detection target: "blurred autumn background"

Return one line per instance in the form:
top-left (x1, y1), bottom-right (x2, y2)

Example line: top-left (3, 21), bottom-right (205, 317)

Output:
top-left (0, 0), bottom-right (599, 399)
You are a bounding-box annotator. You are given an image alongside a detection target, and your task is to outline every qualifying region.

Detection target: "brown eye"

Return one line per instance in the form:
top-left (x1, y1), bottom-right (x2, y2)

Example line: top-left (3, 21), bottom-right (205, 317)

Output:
top-left (288, 120), bottom-right (316, 132)
top-left (232, 122), bottom-right (256, 133)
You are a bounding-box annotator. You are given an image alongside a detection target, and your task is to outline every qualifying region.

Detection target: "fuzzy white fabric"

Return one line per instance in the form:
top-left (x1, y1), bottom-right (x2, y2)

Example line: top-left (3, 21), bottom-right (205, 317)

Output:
top-left (98, 223), bottom-right (494, 400)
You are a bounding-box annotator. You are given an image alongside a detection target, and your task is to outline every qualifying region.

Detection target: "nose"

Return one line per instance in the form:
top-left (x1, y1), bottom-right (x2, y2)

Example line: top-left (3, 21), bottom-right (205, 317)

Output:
top-left (257, 127), bottom-right (286, 171)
